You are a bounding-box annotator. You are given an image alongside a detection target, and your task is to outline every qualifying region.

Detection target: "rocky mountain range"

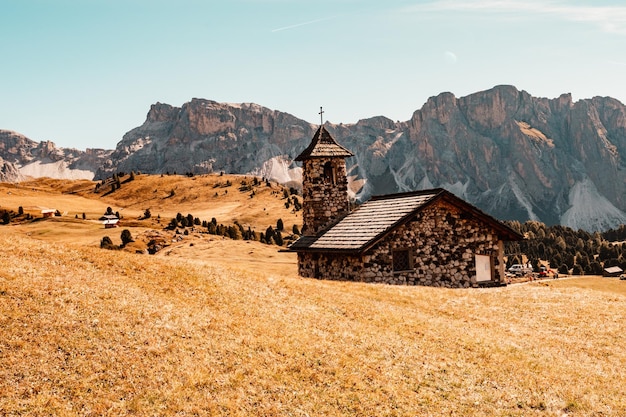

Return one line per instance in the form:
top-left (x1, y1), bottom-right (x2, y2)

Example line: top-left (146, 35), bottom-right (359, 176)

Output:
top-left (3, 85), bottom-right (626, 232)
top-left (0, 130), bottom-right (111, 183)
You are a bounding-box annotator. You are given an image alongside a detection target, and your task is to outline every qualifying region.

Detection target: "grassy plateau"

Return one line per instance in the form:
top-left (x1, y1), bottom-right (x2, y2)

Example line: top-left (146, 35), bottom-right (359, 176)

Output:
top-left (1, 175), bottom-right (625, 416)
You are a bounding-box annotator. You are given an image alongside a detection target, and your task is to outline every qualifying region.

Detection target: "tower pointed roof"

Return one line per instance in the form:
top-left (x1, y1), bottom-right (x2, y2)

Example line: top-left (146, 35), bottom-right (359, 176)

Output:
top-left (294, 126), bottom-right (354, 161)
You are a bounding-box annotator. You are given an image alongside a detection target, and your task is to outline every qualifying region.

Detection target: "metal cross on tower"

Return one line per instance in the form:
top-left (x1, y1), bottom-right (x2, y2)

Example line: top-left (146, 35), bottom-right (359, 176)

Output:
top-left (319, 106), bottom-right (324, 125)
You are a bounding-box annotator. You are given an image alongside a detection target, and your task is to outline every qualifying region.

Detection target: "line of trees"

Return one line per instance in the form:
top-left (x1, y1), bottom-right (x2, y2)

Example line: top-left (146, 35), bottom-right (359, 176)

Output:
top-left (166, 212), bottom-right (300, 246)
top-left (505, 220), bottom-right (626, 275)
top-left (95, 171), bottom-right (137, 194)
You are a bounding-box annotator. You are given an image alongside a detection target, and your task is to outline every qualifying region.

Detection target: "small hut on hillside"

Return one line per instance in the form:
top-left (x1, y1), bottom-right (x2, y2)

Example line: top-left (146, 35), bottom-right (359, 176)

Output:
top-left (102, 214), bottom-right (120, 228)
top-left (41, 209), bottom-right (56, 218)
top-left (603, 266), bottom-right (623, 277)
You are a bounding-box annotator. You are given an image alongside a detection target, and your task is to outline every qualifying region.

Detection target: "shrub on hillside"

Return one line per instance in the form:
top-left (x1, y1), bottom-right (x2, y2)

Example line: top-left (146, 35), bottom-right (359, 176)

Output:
top-left (292, 197), bottom-right (302, 211)
top-left (121, 229), bottom-right (134, 246)
top-left (100, 236), bottom-right (116, 249)
top-left (167, 218), bottom-right (178, 230)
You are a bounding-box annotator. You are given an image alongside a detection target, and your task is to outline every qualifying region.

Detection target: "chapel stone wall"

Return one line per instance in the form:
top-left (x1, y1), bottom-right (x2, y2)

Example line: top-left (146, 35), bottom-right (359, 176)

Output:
top-left (300, 200), bottom-right (505, 288)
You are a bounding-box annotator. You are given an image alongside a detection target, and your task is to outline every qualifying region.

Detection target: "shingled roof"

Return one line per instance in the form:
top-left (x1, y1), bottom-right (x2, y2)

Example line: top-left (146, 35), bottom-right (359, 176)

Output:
top-left (288, 188), bottom-right (523, 253)
top-left (294, 126), bottom-right (354, 161)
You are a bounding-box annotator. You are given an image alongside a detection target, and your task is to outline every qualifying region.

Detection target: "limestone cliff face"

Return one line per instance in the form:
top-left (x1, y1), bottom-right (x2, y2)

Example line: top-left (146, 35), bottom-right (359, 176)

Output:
top-left (0, 156), bottom-right (24, 182)
top-left (370, 86), bottom-right (626, 231)
top-left (98, 99), bottom-right (315, 180)
top-left (0, 130), bottom-right (111, 181)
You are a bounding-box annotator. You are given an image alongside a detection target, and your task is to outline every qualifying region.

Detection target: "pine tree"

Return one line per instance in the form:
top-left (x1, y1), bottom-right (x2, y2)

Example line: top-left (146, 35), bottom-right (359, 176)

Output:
top-left (273, 231), bottom-right (284, 246)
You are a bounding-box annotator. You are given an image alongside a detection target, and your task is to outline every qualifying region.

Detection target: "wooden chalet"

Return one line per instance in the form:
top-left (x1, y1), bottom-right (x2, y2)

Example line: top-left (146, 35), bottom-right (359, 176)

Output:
top-left (102, 214), bottom-right (120, 228)
top-left (288, 125), bottom-right (523, 288)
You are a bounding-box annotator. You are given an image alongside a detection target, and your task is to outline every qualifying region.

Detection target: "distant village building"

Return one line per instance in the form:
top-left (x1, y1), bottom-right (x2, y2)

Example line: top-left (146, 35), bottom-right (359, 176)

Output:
top-left (41, 209), bottom-right (56, 218)
top-left (288, 126), bottom-right (523, 288)
top-left (603, 266), bottom-right (622, 277)
top-left (102, 214), bottom-right (120, 228)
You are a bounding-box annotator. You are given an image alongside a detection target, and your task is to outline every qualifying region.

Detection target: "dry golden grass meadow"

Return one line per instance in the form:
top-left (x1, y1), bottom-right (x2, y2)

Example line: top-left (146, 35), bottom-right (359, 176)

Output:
top-left (1, 175), bottom-right (626, 416)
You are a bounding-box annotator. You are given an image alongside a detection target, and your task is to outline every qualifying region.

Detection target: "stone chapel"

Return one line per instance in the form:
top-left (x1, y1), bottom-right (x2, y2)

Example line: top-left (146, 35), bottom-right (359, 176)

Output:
top-left (288, 125), bottom-right (523, 288)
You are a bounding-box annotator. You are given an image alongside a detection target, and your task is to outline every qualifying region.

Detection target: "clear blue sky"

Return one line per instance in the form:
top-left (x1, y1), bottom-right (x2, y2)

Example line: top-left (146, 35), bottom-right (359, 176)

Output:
top-left (2, 0), bottom-right (625, 150)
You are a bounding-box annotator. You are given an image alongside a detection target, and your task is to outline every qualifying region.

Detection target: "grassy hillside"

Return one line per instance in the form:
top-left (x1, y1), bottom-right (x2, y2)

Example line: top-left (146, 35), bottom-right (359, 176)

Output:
top-left (1, 177), bottom-right (626, 415)
top-left (0, 174), bottom-right (302, 250)
top-left (7, 173), bottom-right (301, 227)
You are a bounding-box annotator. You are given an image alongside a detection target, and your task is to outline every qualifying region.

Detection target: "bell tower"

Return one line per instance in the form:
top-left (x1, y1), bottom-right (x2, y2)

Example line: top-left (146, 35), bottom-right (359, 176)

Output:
top-left (295, 123), bottom-right (353, 236)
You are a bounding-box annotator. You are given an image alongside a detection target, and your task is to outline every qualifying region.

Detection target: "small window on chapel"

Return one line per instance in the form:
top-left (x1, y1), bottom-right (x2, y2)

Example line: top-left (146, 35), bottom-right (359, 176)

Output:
top-left (323, 161), bottom-right (335, 184)
top-left (392, 249), bottom-right (413, 272)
